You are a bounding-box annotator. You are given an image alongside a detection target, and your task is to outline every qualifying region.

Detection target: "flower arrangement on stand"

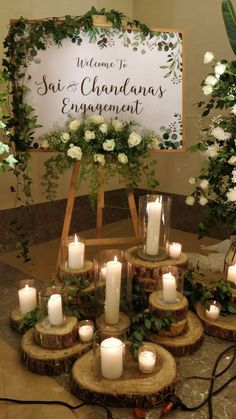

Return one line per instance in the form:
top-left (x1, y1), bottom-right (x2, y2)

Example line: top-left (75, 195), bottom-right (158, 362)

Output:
top-left (186, 51), bottom-right (236, 237)
top-left (41, 115), bottom-right (159, 203)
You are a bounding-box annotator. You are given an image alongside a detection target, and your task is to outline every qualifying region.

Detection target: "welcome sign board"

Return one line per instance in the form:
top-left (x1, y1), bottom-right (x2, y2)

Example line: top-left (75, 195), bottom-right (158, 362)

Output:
top-left (23, 25), bottom-right (184, 150)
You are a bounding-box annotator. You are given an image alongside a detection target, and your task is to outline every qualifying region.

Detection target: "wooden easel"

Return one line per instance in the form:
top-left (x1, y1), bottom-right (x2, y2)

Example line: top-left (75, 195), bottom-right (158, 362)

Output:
top-left (57, 162), bottom-right (139, 268)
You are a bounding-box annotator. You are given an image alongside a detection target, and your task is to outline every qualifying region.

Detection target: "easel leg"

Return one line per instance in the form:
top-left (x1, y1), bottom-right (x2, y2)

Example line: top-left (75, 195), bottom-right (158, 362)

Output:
top-left (96, 166), bottom-right (104, 237)
top-left (57, 162), bottom-right (80, 269)
top-left (127, 191), bottom-right (139, 237)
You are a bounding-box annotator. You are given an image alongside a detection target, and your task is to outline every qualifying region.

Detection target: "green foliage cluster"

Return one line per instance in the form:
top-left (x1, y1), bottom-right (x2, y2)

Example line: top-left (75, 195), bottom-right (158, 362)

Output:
top-left (184, 268), bottom-right (236, 315)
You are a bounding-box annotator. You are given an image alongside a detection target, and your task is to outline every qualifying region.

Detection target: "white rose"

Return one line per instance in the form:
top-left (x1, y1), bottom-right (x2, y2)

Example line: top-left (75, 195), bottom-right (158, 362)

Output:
top-left (112, 119), bottom-right (123, 131)
top-left (69, 119), bottom-right (81, 131)
top-left (90, 115), bottom-right (104, 124)
top-left (231, 104), bottom-right (236, 115)
top-left (103, 139), bottom-right (115, 151)
top-left (61, 132), bottom-right (70, 143)
top-left (189, 176), bottom-right (197, 185)
top-left (203, 85), bottom-right (213, 95)
top-left (94, 153), bottom-right (105, 166)
top-left (0, 141), bottom-right (9, 154)
top-left (185, 195), bottom-right (195, 206)
top-left (211, 126), bottom-right (231, 141)
top-left (199, 179), bottom-right (209, 190)
top-left (84, 130), bottom-right (95, 142)
top-left (203, 51), bottom-right (214, 64)
top-left (205, 75), bottom-right (218, 86)
top-left (5, 154), bottom-right (18, 168)
top-left (227, 187), bottom-right (236, 202)
top-left (67, 145), bottom-right (82, 160)
top-left (199, 195), bottom-right (208, 206)
top-left (228, 156), bottom-right (236, 165)
top-left (232, 169), bottom-right (236, 183)
top-left (41, 139), bottom-right (49, 149)
top-left (99, 123), bottom-right (108, 134)
top-left (128, 131), bottom-right (142, 148)
top-left (204, 144), bottom-right (220, 159)
top-left (118, 153), bottom-right (128, 164)
top-left (214, 62), bottom-right (226, 76)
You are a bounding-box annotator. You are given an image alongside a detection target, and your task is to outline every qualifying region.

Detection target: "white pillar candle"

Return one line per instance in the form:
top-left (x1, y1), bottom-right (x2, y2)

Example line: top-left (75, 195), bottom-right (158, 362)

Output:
top-left (105, 258), bottom-right (122, 325)
top-left (18, 284), bottom-right (37, 315)
top-left (48, 294), bottom-right (64, 326)
top-left (162, 272), bottom-right (176, 303)
top-left (139, 350), bottom-right (156, 373)
top-left (101, 337), bottom-right (124, 379)
top-left (68, 234), bottom-right (85, 270)
top-left (145, 199), bottom-right (162, 256)
top-left (227, 264), bottom-right (236, 285)
top-left (169, 242), bottom-right (182, 258)
top-left (206, 303), bottom-right (220, 321)
top-left (79, 325), bottom-right (94, 342)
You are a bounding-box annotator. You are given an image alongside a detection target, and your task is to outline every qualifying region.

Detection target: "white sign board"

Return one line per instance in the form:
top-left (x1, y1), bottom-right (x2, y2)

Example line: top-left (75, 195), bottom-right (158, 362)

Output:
top-left (25, 28), bottom-right (184, 150)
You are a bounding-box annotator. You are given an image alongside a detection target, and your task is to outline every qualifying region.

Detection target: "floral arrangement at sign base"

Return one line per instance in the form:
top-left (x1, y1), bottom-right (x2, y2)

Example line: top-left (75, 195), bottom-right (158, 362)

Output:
top-left (185, 0), bottom-right (236, 238)
top-left (41, 114), bottom-right (159, 203)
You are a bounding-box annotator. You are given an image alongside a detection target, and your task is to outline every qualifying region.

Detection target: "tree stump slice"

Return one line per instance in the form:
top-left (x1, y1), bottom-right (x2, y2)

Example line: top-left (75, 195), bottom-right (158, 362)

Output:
top-left (158, 318), bottom-right (187, 337)
top-left (21, 328), bottom-right (92, 376)
top-left (71, 343), bottom-right (177, 408)
top-left (10, 307), bottom-right (27, 334)
top-left (96, 312), bottom-right (131, 334)
top-left (148, 311), bottom-right (204, 357)
top-left (149, 292), bottom-right (189, 322)
top-left (58, 260), bottom-right (94, 284)
top-left (127, 246), bottom-right (188, 293)
top-left (196, 302), bottom-right (236, 341)
top-left (34, 316), bottom-right (78, 349)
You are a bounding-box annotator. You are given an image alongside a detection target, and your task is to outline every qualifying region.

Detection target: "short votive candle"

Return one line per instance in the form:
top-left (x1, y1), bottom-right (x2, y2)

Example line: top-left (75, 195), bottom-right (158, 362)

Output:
top-left (18, 284), bottom-right (37, 315)
top-left (138, 345), bottom-right (156, 373)
top-left (227, 264), bottom-right (236, 285)
top-left (206, 301), bottom-right (221, 321)
top-left (169, 242), bottom-right (182, 259)
top-left (78, 320), bottom-right (94, 342)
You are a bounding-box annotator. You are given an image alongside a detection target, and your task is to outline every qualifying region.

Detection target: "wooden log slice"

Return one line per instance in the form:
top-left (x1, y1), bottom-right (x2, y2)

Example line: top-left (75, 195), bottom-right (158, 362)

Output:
top-left (34, 316), bottom-right (78, 349)
top-left (149, 292), bottom-right (189, 322)
top-left (71, 343), bottom-right (177, 408)
top-left (58, 260), bottom-right (93, 284)
top-left (158, 318), bottom-right (187, 337)
top-left (148, 311), bottom-right (204, 357)
top-left (196, 302), bottom-right (236, 341)
top-left (96, 312), bottom-right (131, 334)
top-left (21, 328), bottom-right (92, 376)
top-left (10, 307), bottom-right (28, 334)
top-left (126, 246), bottom-right (188, 293)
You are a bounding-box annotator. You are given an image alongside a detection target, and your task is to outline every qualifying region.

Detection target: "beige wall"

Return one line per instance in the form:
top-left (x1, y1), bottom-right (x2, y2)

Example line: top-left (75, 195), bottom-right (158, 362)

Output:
top-left (134, 0), bottom-right (234, 196)
top-left (0, 0), bottom-right (234, 209)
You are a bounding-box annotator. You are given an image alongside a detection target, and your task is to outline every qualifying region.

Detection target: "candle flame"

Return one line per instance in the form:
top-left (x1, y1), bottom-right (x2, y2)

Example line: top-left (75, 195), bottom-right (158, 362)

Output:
top-left (25, 284), bottom-right (29, 290)
top-left (114, 256), bottom-right (117, 262)
top-left (74, 234), bottom-right (78, 243)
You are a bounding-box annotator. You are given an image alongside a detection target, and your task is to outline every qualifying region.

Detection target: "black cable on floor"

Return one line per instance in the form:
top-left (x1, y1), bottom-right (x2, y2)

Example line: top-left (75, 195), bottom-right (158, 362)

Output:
top-left (0, 398), bottom-right (113, 418)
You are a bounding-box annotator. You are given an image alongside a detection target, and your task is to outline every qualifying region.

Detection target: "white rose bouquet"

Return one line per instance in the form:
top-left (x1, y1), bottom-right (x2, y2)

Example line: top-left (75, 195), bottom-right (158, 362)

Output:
top-left (41, 115), bottom-right (159, 202)
top-left (186, 51), bottom-right (236, 237)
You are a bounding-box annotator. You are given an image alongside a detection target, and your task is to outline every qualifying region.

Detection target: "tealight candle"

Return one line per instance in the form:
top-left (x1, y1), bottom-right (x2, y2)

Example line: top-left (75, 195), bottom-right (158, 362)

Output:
top-left (145, 199), bottom-right (162, 256)
top-left (138, 346), bottom-right (156, 373)
top-left (206, 301), bottom-right (220, 321)
top-left (48, 294), bottom-right (64, 326)
top-left (18, 284), bottom-right (37, 315)
top-left (162, 272), bottom-right (176, 303)
top-left (68, 234), bottom-right (85, 270)
top-left (169, 242), bottom-right (182, 259)
top-left (227, 264), bottom-right (236, 285)
top-left (100, 337), bottom-right (124, 379)
top-left (105, 257), bottom-right (122, 325)
top-left (78, 320), bottom-right (94, 342)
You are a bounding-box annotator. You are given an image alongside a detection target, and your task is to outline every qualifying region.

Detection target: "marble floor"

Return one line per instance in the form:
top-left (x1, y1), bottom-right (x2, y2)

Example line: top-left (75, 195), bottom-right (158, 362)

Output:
top-left (0, 219), bottom-right (235, 419)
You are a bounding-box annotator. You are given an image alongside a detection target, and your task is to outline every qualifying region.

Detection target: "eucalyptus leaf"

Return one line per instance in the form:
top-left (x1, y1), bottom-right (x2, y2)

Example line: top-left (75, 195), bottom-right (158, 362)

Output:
top-left (222, 0), bottom-right (236, 55)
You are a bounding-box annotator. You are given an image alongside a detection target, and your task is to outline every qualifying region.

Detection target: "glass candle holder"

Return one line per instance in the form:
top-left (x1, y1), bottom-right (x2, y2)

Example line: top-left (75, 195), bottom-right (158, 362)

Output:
top-left (38, 285), bottom-right (66, 323)
top-left (205, 301), bottom-right (221, 321)
top-left (18, 279), bottom-right (37, 315)
top-left (93, 327), bottom-right (126, 380)
top-left (138, 344), bottom-right (156, 374)
top-left (60, 234), bottom-right (85, 270)
top-left (168, 242), bottom-right (182, 259)
top-left (138, 194), bottom-right (171, 261)
top-left (157, 266), bottom-right (184, 304)
top-left (93, 249), bottom-right (132, 324)
top-left (78, 320), bottom-right (94, 342)
top-left (224, 240), bottom-right (236, 280)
